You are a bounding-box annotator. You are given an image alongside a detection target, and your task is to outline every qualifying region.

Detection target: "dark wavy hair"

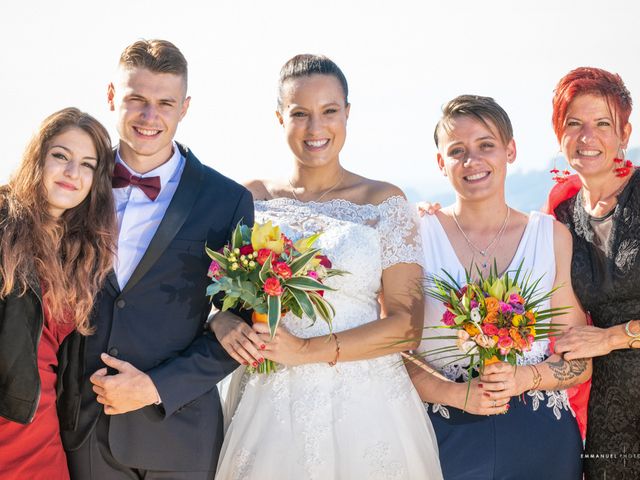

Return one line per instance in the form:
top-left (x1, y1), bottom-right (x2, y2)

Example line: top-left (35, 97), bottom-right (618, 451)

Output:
top-left (1, 107), bottom-right (116, 334)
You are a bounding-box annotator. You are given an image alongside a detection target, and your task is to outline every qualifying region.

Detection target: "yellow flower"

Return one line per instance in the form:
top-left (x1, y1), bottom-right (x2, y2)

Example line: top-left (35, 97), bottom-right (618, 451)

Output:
top-left (293, 232), bottom-right (321, 253)
top-left (512, 314), bottom-right (523, 326)
top-left (251, 221), bottom-right (284, 254)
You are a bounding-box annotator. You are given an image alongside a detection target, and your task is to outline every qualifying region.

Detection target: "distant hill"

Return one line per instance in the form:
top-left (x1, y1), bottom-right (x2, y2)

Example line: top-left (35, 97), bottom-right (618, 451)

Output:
top-left (405, 147), bottom-right (640, 212)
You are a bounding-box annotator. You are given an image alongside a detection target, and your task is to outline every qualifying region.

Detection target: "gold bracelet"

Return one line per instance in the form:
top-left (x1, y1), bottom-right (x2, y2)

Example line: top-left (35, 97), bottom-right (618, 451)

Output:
top-left (530, 364), bottom-right (542, 391)
top-left (328, 334), bottom-right (340, 366)
top-left (629, 338), bottom-right (640, 349)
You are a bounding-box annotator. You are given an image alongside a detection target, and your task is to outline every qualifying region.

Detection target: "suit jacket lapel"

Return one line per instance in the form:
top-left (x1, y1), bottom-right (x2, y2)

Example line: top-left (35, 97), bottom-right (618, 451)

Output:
top-left (106, 271), bottom-right (120, 295)
top-left (122, 146), bottom-right (204, 295)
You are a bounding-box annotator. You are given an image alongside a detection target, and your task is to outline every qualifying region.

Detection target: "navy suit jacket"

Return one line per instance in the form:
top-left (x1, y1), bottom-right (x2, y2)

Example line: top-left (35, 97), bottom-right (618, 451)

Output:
top-left (58, 144), bottom-right (253, 471)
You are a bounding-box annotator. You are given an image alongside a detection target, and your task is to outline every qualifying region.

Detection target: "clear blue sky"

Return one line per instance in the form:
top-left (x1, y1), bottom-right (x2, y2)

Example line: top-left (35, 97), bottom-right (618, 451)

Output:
top-left (1, 0), bottom-right (638, 198)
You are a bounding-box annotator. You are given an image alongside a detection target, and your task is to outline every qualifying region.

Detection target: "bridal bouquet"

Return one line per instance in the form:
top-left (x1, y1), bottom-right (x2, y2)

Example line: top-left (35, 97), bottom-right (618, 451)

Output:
top-left (206, 221), bottom-right (344, 373)
top-left (421, 262), bottom-right (566, 376)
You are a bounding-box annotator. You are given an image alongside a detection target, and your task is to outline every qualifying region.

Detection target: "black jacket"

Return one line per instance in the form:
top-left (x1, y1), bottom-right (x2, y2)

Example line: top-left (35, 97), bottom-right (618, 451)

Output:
top-left (0, 272), bottom-right (45, 424)
top-left (58, 145), bottom-right (254, 471)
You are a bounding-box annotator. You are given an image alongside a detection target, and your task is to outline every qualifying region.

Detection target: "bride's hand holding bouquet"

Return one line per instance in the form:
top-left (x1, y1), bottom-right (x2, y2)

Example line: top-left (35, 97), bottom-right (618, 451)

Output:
top-left (206, 221), bottom-right (345, 373)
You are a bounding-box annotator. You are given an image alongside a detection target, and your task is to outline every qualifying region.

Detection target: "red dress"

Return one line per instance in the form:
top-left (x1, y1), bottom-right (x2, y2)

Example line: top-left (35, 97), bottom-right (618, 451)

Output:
top-left (544, 174), bottom-right (591, 441)
top-left (0, 300), bottom-right (75, 480)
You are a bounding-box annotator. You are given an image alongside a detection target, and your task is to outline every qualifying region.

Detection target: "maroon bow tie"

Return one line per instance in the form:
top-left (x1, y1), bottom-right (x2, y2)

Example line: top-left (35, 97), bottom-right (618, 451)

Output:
top-left (112, 163), bottom-right (161, 201)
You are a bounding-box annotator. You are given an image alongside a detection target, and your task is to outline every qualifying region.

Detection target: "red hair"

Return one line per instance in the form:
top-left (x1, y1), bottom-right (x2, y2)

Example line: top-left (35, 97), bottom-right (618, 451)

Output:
top-left (552, 67), bottom-right (632, 142)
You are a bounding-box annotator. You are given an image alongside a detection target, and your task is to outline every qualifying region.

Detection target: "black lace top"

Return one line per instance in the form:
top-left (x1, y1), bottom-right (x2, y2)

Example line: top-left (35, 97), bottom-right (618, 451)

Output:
top-left (555, 169), bottom-right (640, 479)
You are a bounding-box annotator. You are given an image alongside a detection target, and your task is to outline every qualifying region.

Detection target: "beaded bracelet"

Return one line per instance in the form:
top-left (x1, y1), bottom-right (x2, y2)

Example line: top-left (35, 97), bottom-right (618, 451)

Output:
top-left (328, 334), bottom-right (341, 366)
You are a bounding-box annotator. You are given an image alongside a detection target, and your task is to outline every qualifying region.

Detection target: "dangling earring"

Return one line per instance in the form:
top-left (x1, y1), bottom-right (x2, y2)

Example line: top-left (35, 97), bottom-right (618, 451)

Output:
top-left (550, 153), bottom-right (571, 184)
top-left (614, 148), bottom-right (633, 177)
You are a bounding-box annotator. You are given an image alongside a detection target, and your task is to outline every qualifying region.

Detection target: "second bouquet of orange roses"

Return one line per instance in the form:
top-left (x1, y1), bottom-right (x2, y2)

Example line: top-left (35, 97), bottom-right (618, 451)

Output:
top-left (206, 221), bottom-right (345, 373)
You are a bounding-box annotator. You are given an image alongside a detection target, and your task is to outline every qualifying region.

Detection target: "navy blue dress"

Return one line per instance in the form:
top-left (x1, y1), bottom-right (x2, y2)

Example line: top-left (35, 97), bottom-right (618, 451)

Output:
top-left (419, 212), bottom-right (583, 480)
top-left (427, 392), bottom-right (582, 480)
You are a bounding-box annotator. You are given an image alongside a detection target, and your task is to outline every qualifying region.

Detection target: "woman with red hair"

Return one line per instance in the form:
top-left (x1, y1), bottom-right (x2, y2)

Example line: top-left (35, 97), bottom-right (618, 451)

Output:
top-left (549, 67), bottom-right (640, 479)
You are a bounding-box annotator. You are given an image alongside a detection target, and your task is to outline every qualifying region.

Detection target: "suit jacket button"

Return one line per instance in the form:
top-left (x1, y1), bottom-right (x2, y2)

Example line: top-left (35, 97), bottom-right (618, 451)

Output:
top-left (116, 299), bottom-right (126, 308)
top-left (108, 347), bottom-right (119, 356)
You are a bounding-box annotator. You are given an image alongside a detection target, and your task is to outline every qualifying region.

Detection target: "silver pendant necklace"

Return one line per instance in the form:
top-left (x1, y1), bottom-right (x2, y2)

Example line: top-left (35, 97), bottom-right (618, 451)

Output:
top-left (452, 207), bottom-right (511, 269)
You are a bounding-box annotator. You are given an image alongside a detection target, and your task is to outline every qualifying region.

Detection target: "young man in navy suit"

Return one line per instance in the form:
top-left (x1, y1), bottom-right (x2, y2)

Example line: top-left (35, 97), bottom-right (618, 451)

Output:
top-left (59, 39), bottom-right (252, 479)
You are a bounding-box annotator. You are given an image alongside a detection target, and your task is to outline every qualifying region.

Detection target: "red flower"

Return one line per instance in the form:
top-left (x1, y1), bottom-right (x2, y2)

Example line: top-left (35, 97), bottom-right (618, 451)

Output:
top-left (316, 255), bottom-right (332, 268)
top-left (263, 277), bottom-right (283, 296)
top-left (256, 249), bottom-right (273, 265)
top-left (456, 285), bottom-right (468, 299)
top-left (239, 245), bottom-right (254, 256)
top-left (273, 262), bottom-right (292, 279)
top-left (481, 323), bottom-right (499, 336)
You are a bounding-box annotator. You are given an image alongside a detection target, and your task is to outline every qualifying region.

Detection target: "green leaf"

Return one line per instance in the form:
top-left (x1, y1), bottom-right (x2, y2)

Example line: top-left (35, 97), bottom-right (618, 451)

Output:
top-left (454, 314), bottom-right (467, 325)
top-left (231, 221), bottom-right (244, 249)
top-left (222, 295), bottom-right (238, 311)
top-left (308, 292), bottom-right (334, 330)
top-left (267, 295), bottom-right (282, 338)
top-left (239, 223), bottom-right (252, 243)
top-left (205, 246), bottom-right (228, 267)
top-left (288, 288), bottom-right (317, 321)
top-left (285, 276), bottom-right (335, 292)
top-left (289, 248), bottom-right (321, 275)
top-left (206, 283), bottom-right (222, 297)
top-left (258, 254), bottom-right (273, 283)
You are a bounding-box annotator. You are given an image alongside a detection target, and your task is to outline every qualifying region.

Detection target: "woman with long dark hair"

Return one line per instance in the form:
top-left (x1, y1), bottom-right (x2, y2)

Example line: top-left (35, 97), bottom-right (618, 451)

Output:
top-left (0, 107), bottom-right (116, 480)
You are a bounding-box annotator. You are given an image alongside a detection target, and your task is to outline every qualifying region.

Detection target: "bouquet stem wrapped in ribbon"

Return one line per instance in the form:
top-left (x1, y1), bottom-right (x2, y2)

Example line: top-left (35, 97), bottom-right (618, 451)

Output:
top-left (206, 221), bottom-right (345, 373)
top-left (419, 261), bottom-right (567, 406)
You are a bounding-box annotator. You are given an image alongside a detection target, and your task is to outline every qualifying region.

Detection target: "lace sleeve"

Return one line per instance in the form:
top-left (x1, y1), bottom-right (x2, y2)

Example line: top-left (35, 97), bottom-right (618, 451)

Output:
top-left (376, 196), bottom-right (424, 270)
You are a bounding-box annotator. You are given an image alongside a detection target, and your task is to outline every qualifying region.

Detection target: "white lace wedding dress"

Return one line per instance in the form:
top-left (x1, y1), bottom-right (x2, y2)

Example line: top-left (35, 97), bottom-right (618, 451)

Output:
top-left (216, 196), bottom-right (442, 480)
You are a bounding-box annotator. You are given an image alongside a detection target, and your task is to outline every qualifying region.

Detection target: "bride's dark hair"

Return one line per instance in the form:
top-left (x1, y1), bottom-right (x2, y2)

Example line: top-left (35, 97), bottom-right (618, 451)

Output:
top-left (277, 54), bottom-right (349, 111)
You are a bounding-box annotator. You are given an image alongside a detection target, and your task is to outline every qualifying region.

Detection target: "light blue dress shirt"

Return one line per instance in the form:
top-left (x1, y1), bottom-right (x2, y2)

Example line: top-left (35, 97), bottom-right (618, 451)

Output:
top-left (113, 142), bottom-right (186, 290)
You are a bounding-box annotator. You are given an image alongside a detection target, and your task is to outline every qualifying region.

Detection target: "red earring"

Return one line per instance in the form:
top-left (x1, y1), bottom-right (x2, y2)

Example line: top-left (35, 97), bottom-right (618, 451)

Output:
top-left (550, 156), bottom-right (571, 184)
top-left (614, 150), bottom-right (633, 177)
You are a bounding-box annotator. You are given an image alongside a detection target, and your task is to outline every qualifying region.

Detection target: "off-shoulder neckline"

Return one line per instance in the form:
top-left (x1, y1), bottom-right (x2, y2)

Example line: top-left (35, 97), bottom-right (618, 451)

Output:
top-left (254, 195), bottom-right (408, 209)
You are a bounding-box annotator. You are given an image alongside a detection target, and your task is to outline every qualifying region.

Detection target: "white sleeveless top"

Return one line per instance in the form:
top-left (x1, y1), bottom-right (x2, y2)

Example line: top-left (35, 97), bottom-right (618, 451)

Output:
top-left (418, 210), bottom-right (555, 381)
top-left (418, 210), bottom-right (574, 420)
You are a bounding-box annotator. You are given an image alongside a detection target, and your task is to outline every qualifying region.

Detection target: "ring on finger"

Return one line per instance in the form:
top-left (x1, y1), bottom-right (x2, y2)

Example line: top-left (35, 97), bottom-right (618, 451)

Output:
top-left (492, 400), bottom-right (497, 408)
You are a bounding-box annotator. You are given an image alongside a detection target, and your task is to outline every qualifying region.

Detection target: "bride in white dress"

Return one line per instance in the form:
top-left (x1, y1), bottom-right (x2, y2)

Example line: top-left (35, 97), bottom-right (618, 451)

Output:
top-left (212, 55), bottom-right (442, 479)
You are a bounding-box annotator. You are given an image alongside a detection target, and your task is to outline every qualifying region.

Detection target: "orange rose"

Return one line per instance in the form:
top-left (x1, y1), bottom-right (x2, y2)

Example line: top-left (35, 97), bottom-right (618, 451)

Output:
top-left (483, 311), bottom-right (498, 324)
top-left (509, 327), bottom-right (522, 341)
top-left (463, 323), bottom-right (481, 336)
top-left (485, 297), bottom-right (500, 314)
